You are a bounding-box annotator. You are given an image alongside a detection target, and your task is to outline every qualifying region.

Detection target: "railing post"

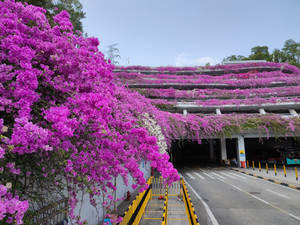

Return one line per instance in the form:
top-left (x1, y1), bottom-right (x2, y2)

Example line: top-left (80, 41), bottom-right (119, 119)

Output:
top-left (266, 163), bottom-right (268, 174)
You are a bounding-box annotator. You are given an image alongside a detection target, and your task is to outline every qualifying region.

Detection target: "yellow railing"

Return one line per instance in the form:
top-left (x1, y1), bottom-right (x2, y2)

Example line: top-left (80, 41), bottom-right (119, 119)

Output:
top-left (120, 176), bottom-right (153, 225)
top-left (181, 178), bottom-right (200, 225)
top-left (161, 185), bottom-right (168, 225)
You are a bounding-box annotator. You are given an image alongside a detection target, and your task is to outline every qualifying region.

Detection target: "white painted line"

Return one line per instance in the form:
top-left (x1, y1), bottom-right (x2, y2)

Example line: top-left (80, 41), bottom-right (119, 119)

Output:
top-left (185, 180), bottom-right (220, 225)
top-left (250, 194), bottom-right (271, 206)
top-left (186, 172), bottom-right (195, 179)
top-left (228, 172), bottom-right (246, 179)
top-left (220, 172), bottom-right (238, 180)
top-left (289, 213), bottom-right (300, 221)
top-left (198, 168), bottom-right (216, 179)
top-left (194, 172), bottom-right (205, 180)
top-left (235, 170), bottom-right (300, 193)
top-left (266, 189), bottom-right (290, 199)
top-left (225, 179), bottom-right (300, 222)
top-left (211, 172), bottom-right (226, 180)
top-left (203, 172), bottom-right (216, 180)
top-left (230, 184), bottom-right (243, 192)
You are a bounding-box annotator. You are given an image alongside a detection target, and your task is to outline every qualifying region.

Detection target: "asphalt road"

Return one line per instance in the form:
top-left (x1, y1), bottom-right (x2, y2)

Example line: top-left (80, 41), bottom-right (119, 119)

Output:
top-left (180, 167), bottom-right (300, 225)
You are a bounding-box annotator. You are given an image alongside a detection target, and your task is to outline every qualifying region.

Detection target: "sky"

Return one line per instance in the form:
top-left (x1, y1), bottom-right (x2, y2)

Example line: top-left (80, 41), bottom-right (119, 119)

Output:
top-left (81, 0), bottom-right (300, 67)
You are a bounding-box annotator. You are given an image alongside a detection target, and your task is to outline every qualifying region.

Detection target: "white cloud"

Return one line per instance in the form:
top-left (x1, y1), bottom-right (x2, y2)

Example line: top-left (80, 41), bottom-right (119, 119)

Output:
top-left (175, 53), bottom-right (219, 67)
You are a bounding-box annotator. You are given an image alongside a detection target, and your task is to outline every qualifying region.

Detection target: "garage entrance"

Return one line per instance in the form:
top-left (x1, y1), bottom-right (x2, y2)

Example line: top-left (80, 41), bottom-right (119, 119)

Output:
top-left (170, 139), bottom-right (221, 168)
top-left (245, 137), bottom-right (300, 165)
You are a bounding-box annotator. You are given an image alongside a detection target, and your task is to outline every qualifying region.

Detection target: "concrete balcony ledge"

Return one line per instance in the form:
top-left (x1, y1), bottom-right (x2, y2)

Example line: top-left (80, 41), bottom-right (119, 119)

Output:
top-left (175, 102), bottom-right (300, 113)
top-left (114, 66), bottom-right (285, 76)
top-left (128, 82), bottom-right (289, 90)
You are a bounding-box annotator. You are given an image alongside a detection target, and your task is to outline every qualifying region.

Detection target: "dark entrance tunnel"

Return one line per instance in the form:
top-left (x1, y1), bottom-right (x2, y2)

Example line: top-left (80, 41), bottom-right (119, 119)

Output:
top-left (245, 137), bottom-right (300, 165)
top-left (169, 137), bottom-right (300, 169)
top-left (170, 139), bottom-right (221, 168)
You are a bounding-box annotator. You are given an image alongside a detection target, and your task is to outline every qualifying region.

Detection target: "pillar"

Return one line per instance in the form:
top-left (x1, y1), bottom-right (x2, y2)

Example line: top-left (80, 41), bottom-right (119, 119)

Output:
top-left (209, 139), bottom-right (215, 162)
top-left (259, 108), bottom-right (266, 115)
top-left (183, 109), bottom-right (188, 116)
top-left (237, 136), bottom-right (246, 168)
top-left (289, 109), bottom-right (298, 116)
top-left (220, 138), bottom-right (227, 161)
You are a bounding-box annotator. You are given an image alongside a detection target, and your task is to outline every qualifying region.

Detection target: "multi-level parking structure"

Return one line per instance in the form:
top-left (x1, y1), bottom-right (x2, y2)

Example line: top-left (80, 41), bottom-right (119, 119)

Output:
top-left (114, 62), bottom-right (300, 167)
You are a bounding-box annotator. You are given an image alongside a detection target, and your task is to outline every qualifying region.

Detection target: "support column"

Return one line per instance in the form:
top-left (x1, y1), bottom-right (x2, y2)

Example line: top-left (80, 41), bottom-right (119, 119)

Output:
top-left (237, 136), bottom-right (246, 168)
top-left (220, 138), bottom-right (227, 161)
top-left (209, 139), bottom-right (215, 162)
top-left (259, 108), bottom-right (266, 114)
top-left (289, 109), bottom-right (298, 116)
top-left (183, 109), bottom-right (188, 116)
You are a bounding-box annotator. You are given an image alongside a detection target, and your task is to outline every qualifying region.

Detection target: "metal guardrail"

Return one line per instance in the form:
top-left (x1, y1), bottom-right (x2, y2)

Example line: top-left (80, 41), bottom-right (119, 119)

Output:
top-left (161, 185), bottom-right (168, 225)
top-left (181, 178), bottom-right (200, 225)
top-left (29, 198), bottom-right (68, 225)
top-left (120, 176), bottom-right (153, 225)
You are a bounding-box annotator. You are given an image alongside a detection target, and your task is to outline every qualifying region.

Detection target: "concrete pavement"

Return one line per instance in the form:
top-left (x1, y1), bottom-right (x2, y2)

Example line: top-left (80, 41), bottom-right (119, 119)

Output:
top-left (234, 166), bottom-right (300, 189)
top-left (181, 167), bottom-right (300, 225)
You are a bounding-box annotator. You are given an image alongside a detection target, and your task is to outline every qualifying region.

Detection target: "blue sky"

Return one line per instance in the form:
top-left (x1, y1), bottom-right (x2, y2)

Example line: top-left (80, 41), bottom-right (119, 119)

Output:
top-left (81, 0), bottom-right (300, 66)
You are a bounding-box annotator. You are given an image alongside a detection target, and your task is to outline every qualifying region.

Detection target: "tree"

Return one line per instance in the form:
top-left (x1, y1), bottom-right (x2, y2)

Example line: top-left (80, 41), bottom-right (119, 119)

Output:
top-left (282, 39), bottom-right (300, 65)
top-left (248, 46), bottom-right (271, 61)
top-left (106, 43), bottom-right (121, 65)
top-left (54, 0), bottom-right (85, 32)
top-left (222, 55), bottom-right (247, 63)
top-left (271, 48), bottom-right (282, 62)
top-left (17, 0), bottom-right (85, 32)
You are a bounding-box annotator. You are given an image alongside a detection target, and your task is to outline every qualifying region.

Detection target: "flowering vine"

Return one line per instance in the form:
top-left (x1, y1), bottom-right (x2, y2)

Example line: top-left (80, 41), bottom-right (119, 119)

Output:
top-left (0, 1), bottom-right (178, 224)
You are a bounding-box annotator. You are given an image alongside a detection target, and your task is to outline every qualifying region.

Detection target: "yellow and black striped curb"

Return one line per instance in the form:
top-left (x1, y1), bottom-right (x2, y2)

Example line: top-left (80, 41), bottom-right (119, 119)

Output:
top-left (181, 178), bottom-right (200, 225)
top-left (231, 168), bottom-right (300, 191)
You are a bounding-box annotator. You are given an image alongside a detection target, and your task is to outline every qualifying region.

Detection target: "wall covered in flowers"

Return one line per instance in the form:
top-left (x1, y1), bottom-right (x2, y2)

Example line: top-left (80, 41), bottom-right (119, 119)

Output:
top-left (0, 1), bottom-right (178, 224)
top-left (114, 62), bottom-right (300, 143)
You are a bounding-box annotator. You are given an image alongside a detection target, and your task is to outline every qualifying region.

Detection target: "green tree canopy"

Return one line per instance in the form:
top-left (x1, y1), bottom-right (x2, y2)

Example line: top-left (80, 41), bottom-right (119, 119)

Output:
top-left (17, 0), bottom-right (85, 32)
top-left (223, 39), bottom-right (300, 68)
top-left (222, 55), bottom-right (247, 63)
top-left (248, 46), bottom-right (271, 61)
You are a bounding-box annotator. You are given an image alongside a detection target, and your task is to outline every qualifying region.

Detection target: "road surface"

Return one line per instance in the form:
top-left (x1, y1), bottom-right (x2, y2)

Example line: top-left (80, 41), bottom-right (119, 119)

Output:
top-left (180, 167), bottom-right (300, 225)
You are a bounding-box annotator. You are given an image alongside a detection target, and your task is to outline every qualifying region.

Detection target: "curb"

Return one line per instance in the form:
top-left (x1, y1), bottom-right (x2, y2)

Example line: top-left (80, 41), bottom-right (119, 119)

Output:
top-left (231, 168), bottom-right (300, 191)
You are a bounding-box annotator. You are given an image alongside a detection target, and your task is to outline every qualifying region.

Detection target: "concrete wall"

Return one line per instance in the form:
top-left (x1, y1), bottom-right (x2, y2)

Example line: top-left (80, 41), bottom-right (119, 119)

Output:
top-left (73, 160), bottom-right (151, 225)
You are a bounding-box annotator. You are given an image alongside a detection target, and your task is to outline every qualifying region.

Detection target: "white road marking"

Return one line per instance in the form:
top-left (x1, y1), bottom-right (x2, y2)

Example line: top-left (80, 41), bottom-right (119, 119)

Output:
top-left (211, 172), bottom-right (226, 180)
top-left (203, 172), bottom-right (216, 180)
top-left (266, 189), bottom-right (290, 199)
top-left (230, 184), bottom-right (243, 192)
top-left (194, 172), bottom-right (205, 180)
top-left (185, 180), bottom-right (220, 225)
top-left (228, 172), bottom-right (246, 179)
top-left (199, 169), bottom-right (216, 180)
top-left (250, 194), bottom-right (271, 206)
top-left (220, 172), bottom-right (238, 179)
top-left (186, 172), bottom-right (195, 179)
top-left (289, 213), bottom-right (300, 221)
top-left (235, 170), bottom-right (300, 193)
top-left (221, 177), bottom-right (300, 222)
